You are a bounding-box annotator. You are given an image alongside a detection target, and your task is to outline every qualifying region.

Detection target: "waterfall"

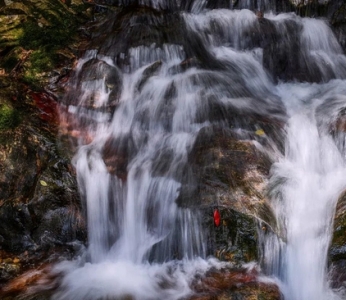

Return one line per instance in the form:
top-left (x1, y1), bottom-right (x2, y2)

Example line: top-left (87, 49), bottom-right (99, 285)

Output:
top-left (53, 2), bottom-right (346, 299)
top-left (266, 82), bottom-right (346, 300)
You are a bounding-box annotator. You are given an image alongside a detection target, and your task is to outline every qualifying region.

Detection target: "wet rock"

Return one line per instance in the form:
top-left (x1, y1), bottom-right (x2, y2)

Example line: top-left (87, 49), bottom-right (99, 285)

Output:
top-left (330, 2), bottom-right (346, 52)
top-left (87, 5), bottom-right (184, 68)
top-left (190, 266), bottom-right (281, 300)
top-left (329, 190), bottom-right (346, 288)
top-left (178, 125), bottom-right (278, 265)
top-left (211, 208), bottom-right (259, 265)
top-left (72, 58), bottom-right (122, 108)
top-left (136, 60), bottom-right (162, 92)
top-left (187, 126), bottom-right (274, 219)
top-left (0, 262), bottom-right (21, 282)
top-left (259, 18), bottom-right (304, 82)
top-left (0, 264), bottom-right (55, 299)
top-left (258, 15), bottom-right (335, 83)
top-left (0, 0), bottom-right (90, 290)
top-left (102, 135), bottom-right (131, 181)
top-left (0, 79), bottom-right (86, 283)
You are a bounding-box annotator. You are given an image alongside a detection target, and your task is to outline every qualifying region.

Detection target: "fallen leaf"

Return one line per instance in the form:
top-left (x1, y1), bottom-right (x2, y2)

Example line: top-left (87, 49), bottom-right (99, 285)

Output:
top-left (255, 129), bottom-right (265, 136)
top-left (40, 180), bottom-right (48, 187)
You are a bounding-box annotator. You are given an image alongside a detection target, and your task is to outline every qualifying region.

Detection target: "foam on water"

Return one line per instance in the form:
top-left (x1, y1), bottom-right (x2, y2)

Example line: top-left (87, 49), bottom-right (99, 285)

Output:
top-left (263, 80), bottom-right (346, 300)
top-left (52, 258), bottom-right (228, 300)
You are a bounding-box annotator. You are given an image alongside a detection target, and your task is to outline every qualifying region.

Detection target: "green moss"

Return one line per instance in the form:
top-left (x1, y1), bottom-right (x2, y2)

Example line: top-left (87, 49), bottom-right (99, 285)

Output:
top-left (214, 208), bottom-right (258, 265)
top-left (1, 56), bottom-right (18, 72)
top-left (15, 4), bottom-right (85, 88)
top-left (22, 69), bottom-right (39, 88)
top-left (17, 1), bottom-right (86, 52)
top-left (0, 104), bottom-right (20, 130)
top-left (30, 50), bottom-right (54, 72)
top-left (18, 20), bottom-right (73, 51)
top-left (21, 49), bottom-right (57, 88)
top-left (332, 212), bottom-right (346, 247)
top-left (0, 1), bottom-right (89, 90)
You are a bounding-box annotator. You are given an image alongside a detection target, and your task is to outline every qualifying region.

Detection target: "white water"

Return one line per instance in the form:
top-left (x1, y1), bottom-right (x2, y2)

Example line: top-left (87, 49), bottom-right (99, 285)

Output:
top-left (54, 6), bottom-right (346, 300)
top-left (55, 45), bottom-right (215, 299)
top-left (268, 82), bottom-right (346, 300)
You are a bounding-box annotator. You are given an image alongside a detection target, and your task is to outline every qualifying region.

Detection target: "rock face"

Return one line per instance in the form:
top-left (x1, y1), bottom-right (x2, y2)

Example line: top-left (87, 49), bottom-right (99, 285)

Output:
top-left (0, 0), bottom-right (89, 291)
top-left (0, 77), bottom-right (86, 287)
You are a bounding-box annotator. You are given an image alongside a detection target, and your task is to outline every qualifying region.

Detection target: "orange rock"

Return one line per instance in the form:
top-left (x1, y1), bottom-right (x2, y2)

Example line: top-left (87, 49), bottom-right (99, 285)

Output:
top-left (13, 258), bottom-right (20, 264)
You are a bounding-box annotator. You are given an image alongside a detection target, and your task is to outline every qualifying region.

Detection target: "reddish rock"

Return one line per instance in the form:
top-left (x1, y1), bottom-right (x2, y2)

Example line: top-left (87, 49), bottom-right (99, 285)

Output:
top-left (30, 92), bottom-right (59, 125)
top-left (189, 266), bottom-right (281, 300)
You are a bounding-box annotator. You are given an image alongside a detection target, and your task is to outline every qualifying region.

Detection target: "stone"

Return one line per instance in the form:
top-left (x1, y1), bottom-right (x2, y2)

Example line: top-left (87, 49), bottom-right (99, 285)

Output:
top-left (189, 266), bottom-right (281, 300)
top-left (178, 125), bottom-right (279, 265)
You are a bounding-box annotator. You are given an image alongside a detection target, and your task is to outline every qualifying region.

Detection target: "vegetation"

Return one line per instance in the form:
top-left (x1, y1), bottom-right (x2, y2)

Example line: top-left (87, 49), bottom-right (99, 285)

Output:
top-left (0, 0), bottom-right (89, 88)
top-left (0, 104), bottom-right (20, 130)
top-left (22, 50), bottom-right (54, 87)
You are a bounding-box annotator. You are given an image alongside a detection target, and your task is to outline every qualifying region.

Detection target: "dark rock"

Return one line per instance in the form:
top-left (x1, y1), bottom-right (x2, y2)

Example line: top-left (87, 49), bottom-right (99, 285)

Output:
top-left (136, 60), bottom-right (162, 92)
top-left (65, 57), bottom-right (122, 108)
top-left (89, 5), bottom-right (183, 64)
top-left (207, 207), bottom-right (259, 265)
top-left (102, 135), bottom-right (132, 181)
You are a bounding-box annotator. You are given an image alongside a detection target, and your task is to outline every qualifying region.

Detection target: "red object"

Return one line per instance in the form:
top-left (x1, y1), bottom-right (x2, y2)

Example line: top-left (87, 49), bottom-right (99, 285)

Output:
top-left (213, 209), bottom-right (221, 227)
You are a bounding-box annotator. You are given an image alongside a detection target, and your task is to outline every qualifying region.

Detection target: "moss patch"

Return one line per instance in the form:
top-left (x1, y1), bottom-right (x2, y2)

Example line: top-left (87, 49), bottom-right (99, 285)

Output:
top-left (18, 19), bottom-right (74, 51)
top-left (0, 104), bottom-right (20, 130)
top-left (21, 50), bottom-right (55, 87)
top-left (0, 0), bottom-right (89, 88)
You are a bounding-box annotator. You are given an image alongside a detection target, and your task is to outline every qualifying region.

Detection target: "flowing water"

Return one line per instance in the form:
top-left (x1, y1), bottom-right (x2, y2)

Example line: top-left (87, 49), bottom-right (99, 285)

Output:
top-left (54, 2), bottom-right (346, 299)
top-left (265, 81), bottom-right (346, 300)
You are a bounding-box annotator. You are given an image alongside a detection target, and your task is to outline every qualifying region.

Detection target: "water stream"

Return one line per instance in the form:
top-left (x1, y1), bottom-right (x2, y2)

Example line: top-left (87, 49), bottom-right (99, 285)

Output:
top-left (266, 82), bottom-right (346, 300)
top-left (54, 3), bottom-right (346, 299)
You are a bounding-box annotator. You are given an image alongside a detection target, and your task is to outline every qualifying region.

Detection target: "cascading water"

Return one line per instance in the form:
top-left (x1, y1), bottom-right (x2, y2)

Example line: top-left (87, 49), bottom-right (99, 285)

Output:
top-left (266, 82), bottom-right (346, 300)
top-left (53, 2), bottom-right (346, 299)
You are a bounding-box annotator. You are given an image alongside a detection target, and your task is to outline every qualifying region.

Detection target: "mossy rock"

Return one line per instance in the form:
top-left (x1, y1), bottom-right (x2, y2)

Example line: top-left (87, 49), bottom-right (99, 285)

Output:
top-left (0, 2), bottom-right (31, 15)
top-left (0, 0), bottom-right (89, 88)
top-left (330, 190), bottom-right (346, 261)
top-left (0, 103), bottom-right (20, 129)
top-left (177, 125), bottom-right (278, 264)
top-left (0, 82), bottom-right (85, 286)
top-left (328, 190), bottom-right (346, 289)
top-left (332, 3), bottom-right (346, 24)
top-left (221, 282), bottom-right (281, 300)
top-left (182, 126), bottom-right (276, 227)
top-left (205, 207), bottom-right (258, 266)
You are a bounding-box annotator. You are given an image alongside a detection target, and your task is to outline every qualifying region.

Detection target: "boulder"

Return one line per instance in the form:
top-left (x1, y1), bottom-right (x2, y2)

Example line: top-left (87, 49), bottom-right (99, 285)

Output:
top-left (178, 125), bottom-right (278, 266)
